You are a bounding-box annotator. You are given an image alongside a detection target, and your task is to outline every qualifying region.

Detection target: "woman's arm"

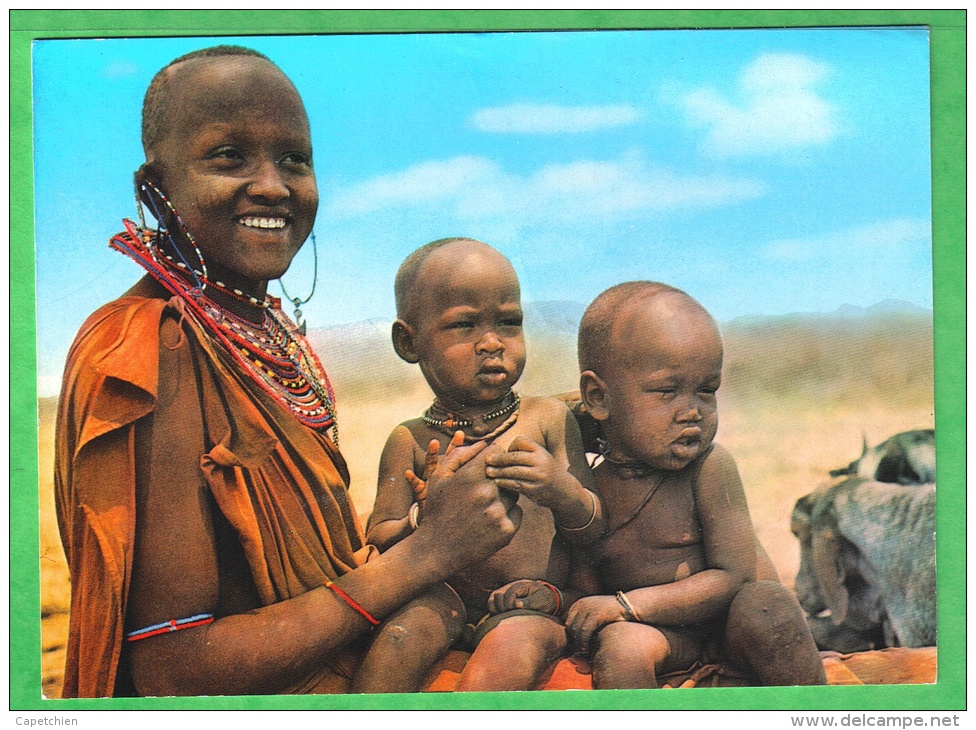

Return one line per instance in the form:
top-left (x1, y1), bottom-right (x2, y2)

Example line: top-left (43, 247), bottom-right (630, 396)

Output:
top-left (126, 322), bottom-right (520, 696)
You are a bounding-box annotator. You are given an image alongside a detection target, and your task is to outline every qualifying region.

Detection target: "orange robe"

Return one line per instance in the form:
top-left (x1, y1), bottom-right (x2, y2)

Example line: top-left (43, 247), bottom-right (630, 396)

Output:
top-left (55, 295), bottom-right (367, 697)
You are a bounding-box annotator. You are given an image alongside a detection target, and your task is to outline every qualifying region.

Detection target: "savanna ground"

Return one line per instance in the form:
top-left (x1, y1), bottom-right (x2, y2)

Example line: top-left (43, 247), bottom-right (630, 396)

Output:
top-left (37, 311), bottom-right (934, 698)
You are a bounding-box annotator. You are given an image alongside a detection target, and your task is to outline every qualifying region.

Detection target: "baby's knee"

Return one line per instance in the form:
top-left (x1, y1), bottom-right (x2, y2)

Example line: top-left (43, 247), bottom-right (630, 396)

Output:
top-left (594, 622), bottom-right (669, 667)
top-left (482, 614), bottom-right (566, 656)
top-left (727, 580), bottom-right (807, 642)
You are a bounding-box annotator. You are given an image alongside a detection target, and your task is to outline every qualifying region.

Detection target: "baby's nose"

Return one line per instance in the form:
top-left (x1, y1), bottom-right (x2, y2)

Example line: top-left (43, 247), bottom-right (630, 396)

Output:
top-left (476, 331), bottom-right (504, 353)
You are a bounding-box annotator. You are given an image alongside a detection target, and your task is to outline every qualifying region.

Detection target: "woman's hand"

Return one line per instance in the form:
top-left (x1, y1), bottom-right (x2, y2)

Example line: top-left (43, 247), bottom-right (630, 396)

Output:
top-left (487, 579), bottom-right (562, 615)
top-left (565, 595), bottom-right (627, 656)
top-left (412, 437), bottom-right (522, 575)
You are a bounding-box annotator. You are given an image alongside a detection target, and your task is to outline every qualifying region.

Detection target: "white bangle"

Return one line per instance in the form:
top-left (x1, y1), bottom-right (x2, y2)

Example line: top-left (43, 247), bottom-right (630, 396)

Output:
top-left (408, 502), bottom-right (420, 530)
top-left (559, 489), bottom-right (598, 532)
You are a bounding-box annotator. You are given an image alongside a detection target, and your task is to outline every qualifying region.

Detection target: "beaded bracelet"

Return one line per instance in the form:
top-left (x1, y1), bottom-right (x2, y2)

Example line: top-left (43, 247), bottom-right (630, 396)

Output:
top-left (538, 581), bottom-right (563, 615)
top-left (325, 580), bottom-right (381, 626)
top-left (126, 613), bottom-right (215, 642)
top-left (615, 591), bottom-right (643, 623)
top-left (558, 489), bottom-right (598, 532)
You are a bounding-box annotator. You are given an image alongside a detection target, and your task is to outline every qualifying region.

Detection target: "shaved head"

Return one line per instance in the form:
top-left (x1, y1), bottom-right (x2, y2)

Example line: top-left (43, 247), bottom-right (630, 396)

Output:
top-left (141, 45), bottom-right (276, 158)
top-left (395, 237), bottom-right (513, 325)
top-left (578, 281), bottom-right (717, 376)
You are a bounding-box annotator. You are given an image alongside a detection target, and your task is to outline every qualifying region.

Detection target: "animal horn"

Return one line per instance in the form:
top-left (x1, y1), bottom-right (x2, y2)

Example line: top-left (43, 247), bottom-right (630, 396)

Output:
top-left (860, 432), bottom-right (869, 457)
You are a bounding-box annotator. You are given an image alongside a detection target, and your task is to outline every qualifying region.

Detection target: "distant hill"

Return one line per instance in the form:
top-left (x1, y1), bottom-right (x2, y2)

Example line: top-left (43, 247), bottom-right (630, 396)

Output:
top-left (308, 300), bottom-right (933, 410)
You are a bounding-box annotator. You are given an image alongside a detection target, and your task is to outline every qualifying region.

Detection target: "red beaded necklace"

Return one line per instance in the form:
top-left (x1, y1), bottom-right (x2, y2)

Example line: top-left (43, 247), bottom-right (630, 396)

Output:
top-left (110, 219), bottom-right (338, 445)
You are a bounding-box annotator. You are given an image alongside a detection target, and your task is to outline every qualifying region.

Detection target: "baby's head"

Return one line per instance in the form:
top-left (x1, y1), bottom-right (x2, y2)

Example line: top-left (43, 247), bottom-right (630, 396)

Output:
top-left (578, 282), bottom-right (723, 470)
top-left (393, 238), bottom-right (525, 410)
top-left (136, 46), bottom-right (317, 288)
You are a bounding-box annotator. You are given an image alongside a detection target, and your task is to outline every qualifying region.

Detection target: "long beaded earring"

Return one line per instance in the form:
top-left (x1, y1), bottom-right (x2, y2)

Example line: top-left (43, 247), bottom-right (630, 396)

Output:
top-left (139, 179), bottom-right (208, 290)
top-left (278, 230), bottom-right (318, 335)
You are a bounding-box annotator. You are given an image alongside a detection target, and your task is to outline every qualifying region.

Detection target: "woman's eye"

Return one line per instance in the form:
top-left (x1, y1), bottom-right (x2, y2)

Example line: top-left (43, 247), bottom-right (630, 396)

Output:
top-left (281, 152), bottom-right (312, 167)
top-left (449, 321), bottom-right (474, 330)
top-left (209, 147), bottom-right (243, 161)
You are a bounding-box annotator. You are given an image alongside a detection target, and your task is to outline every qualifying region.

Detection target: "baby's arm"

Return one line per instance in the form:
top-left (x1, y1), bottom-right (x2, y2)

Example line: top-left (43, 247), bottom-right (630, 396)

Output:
top-left (485, 400), bottom-right (603, 544)
top-left (365, 425), bottom-right (424, 552)
top-left (567, 446), bottom-right (756, 651)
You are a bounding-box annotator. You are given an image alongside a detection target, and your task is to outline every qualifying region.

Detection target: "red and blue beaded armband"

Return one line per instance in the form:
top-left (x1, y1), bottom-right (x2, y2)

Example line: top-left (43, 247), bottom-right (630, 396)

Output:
top-left (126, 613), bottom-right (215, 642)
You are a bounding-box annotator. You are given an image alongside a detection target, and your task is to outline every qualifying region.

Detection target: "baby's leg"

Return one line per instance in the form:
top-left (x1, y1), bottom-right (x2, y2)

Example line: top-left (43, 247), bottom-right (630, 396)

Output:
top-left (455, 613), bottom-right (566, 692)
top-left (352, 583), bottom-right (465, 693)
top-left (723, 580), bottom-right (827, 686)
top-left (590, 621), bottom-right (700, 689)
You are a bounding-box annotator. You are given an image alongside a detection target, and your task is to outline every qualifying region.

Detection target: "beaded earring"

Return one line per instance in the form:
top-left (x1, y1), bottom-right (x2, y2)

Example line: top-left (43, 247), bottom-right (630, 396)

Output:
top-left (138, 179), bottom-right (208, 290)
top-left (278, 230), bottom-right (318, 334)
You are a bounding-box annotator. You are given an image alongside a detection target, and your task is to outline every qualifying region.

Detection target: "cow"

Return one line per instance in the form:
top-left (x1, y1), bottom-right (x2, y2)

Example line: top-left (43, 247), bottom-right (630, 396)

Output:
top-left (829, 429), bottom-right (936, 485)
top-left (791, 477), bottom-right (936, 652)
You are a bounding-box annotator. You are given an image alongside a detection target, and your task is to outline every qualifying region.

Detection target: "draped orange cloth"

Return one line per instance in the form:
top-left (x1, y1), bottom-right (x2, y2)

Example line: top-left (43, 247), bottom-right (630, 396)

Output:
top-left (55, 295), bottom-right (367, 697)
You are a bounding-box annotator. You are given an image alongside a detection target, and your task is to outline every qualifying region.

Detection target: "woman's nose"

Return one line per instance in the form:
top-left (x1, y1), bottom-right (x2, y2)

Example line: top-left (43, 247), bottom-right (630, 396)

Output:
top-left (248, 162), bottom-right (289, 202)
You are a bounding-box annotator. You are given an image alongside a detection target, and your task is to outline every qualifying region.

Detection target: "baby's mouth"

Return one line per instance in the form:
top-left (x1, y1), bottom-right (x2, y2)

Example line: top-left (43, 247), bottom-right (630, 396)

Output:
top-left (477, 362), bottom-right (509, 384)
top-left (239, 216), bottom-right (287, 230)
top-left (671, 429), bottom-right (703, 458)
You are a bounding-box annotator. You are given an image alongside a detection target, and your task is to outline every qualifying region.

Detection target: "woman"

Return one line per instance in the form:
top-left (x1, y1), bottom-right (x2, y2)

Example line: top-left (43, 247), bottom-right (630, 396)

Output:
top-left (54, 45), bottom-right (522, 697)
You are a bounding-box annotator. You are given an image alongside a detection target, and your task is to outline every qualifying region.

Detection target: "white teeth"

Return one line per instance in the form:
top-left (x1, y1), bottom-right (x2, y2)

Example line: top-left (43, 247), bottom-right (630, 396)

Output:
top-left (240, 217), bottom-right (286, 229)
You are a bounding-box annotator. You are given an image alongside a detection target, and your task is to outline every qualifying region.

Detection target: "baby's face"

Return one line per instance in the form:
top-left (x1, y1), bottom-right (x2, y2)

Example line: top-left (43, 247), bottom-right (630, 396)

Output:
top-left (410, 243), bottom-right (526, 409)
top-left (150, 55), bottom-right (318, 292)
top-left (601, 295), bottom-right (722, 470)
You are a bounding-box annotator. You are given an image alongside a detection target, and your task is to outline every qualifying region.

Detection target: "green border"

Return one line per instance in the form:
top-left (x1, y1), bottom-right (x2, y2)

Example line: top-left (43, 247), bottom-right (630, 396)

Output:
top-left (11, 9), bottom-right (965, 711)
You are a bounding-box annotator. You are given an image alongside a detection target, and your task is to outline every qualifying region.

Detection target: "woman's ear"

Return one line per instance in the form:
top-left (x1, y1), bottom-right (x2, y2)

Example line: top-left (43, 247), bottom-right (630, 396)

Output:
top-left (392, 320), bottom-right (419, 364)
top-left (135, 164), bottom-right (161, 211)
top-left (579, 370), bottom-right (609, 421)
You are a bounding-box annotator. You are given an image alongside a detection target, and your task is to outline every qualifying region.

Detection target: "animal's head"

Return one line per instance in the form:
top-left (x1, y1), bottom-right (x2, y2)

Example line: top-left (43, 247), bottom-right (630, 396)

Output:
top-left (791, 478), bottom-right (882, 632)
top-left (829, 429), bottom-right (936, 485)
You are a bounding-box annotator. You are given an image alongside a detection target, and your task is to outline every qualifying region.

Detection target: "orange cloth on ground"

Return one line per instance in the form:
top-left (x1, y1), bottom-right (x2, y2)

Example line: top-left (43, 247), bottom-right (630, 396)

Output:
top-left (55, 295), bottom-right (366, 697)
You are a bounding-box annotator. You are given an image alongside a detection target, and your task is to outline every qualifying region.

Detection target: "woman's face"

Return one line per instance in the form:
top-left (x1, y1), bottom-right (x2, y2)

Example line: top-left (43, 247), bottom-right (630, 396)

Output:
top-left (146, 55), bottom-right (318, 295)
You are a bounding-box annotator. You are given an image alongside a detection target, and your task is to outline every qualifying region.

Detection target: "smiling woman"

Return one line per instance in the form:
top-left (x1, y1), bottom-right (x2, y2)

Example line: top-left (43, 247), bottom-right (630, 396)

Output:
top-left (53, 45), bottom-right (524, 698)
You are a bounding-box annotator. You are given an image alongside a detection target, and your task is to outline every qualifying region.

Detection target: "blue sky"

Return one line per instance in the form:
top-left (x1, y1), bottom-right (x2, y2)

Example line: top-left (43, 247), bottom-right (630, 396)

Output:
top-left (33, 28), bottom-right (932, 395)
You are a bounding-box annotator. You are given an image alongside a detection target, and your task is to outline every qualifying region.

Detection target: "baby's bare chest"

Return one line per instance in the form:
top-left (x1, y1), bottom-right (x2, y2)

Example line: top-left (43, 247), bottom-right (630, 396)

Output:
top-left (589, 476), bottom-right (706, 591)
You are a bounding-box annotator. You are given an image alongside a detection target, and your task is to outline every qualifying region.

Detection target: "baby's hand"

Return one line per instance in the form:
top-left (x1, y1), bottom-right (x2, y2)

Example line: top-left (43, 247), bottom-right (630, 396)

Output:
top-left (487, 579), bottom-right (563, 616)
top-left (484, 436), bottom-right (562, 508)
top-left (404, 432), bottom-right (466, 520)
top-left (565, 595), bottom-right (628, 656)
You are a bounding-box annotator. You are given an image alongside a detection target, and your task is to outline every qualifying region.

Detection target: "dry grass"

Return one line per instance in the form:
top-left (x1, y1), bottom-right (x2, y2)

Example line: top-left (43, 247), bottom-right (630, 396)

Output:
top-left (38, 311), bottom-right (934, 697)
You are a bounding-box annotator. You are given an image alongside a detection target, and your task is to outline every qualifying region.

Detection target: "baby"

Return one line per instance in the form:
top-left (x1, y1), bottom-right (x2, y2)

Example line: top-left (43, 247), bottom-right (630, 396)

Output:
top-left (356, 238), bottom-right (602, 693)
top-left (566, 281), bottom-right (826, 689)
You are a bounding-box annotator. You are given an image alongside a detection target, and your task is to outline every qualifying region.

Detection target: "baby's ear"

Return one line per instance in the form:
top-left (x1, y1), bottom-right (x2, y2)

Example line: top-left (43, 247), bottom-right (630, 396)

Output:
top-left (392, 319), bottom-right (420, 364)
top-left (579, 370), bottom-right (609, 421)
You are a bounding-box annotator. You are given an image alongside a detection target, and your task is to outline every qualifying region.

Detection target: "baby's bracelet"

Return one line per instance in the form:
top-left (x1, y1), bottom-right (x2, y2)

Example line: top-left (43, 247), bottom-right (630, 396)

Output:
top-left (615, 591), bottom-right (643, 623)
top-left (408, 502), bottom-right (420, 530)
top-left (558, 489), bottom-right (598, 532)
top-left (537, 580), bottom-right (564, 615)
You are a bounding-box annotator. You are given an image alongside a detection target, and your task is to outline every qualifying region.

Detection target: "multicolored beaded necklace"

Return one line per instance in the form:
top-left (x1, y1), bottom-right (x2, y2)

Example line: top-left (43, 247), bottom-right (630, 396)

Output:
top-left (110, 219), bottom-right (338, 445)
top-left (422, 391), bottom-right (521, 443)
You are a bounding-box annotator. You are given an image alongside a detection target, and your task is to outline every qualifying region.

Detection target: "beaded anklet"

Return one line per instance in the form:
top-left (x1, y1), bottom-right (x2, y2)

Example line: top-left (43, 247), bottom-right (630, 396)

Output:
top-left (325, 580), bottom-right (380, 626)
top-left (126, 613), bottom-right (214, 642)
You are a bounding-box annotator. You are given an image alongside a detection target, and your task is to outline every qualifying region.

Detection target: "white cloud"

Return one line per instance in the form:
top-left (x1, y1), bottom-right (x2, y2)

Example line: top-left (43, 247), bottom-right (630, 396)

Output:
top-left (763, 218), bottom-right (931, 261)
top-left (326, 153), bottom-right (765, 224)
top-left (680, 53), bottom-right (838, 157)
top-left (470, 103), bottom-right (641, 134)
